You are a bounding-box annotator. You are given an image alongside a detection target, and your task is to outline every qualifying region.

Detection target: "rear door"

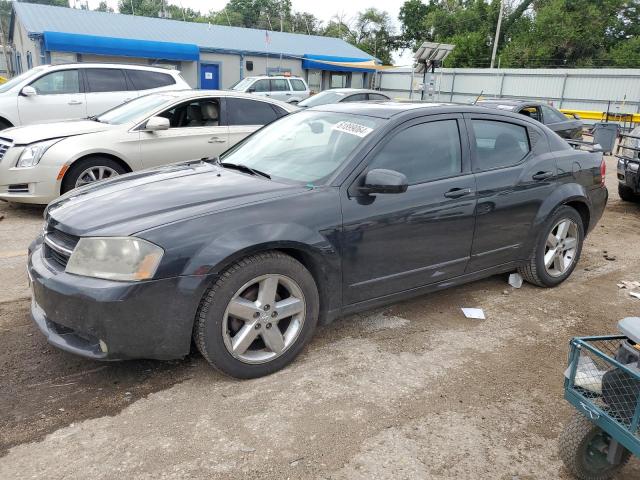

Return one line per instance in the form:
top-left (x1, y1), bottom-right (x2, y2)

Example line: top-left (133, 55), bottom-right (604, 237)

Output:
top-left (223, 97), bottom-right (282, 148)
top-left (340, 114), bottom-right (477, 304)
top-left (17, 68), bottom-right (86, 124)
top-left (83, 68), bottom-right (133, 117)
top-left (269, 78), bottom-right (291, 102)
top-left (138, 97), bottom-right (228, 169)
top-left (464, 113), bottom-right (557, 271)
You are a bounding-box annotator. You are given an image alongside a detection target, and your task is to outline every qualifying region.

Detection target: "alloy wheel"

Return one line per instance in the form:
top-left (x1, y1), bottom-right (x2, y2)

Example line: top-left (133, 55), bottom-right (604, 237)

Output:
top-left (544, 218), bottom-right (579, 277)
top-left (222, 274), bottom-right (306, 364)
top-left (75, 166), bottom-right (120, 187)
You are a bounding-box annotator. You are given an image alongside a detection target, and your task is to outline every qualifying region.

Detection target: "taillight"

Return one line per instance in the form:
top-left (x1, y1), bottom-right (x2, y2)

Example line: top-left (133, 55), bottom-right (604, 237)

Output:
top-left (600, 158), bottom-right (606, 186)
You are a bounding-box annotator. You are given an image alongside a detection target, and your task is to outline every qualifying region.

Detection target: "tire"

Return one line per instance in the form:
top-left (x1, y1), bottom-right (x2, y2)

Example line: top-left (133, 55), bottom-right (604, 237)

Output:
top-left (193, 251), bottom-right (319, 379)
top-left (618, 184), bottom-right (638, 202)
top-left (559, 413), bottom-right (631, 480)
top-left (61, 156), bottom-right (127, 194)
top-left (518, 205), bottom-right (584, 287)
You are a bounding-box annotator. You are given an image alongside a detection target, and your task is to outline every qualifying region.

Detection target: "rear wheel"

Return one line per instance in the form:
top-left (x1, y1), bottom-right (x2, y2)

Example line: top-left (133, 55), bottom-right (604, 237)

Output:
top-left (618, 184), bottom-right (638, 202)
top-left (193, 251), bottom-right (319, 379)
top-left (518, 205), bottom-right (584, 287)
top-left (61, 157), bottom-right (127, 193)
top-left (559, 413), bottom-right (631, 480)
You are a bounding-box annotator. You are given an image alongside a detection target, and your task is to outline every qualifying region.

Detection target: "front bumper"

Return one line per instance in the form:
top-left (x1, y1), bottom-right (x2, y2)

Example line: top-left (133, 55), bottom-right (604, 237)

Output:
top-left (28, 241), bottom-right (212, 361)
top-left (0, 161), bottom-right (61, 204)
top-left (617, 158), bottom-right (640, 193)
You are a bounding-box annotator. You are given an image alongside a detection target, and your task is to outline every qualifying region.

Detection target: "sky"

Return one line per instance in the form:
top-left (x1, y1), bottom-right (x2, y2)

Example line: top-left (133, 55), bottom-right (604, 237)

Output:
top-left (81, 0), bottom-right (414, 65)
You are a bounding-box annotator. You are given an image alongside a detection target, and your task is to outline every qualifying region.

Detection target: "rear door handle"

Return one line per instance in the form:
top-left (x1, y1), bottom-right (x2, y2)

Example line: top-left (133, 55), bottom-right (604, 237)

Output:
top-left (532, 171), bottom-right (554, 181)
top-left (208, 136), bottom-right (226, 144)
top-left (68, 100), bottom-right (83, 105)
top-left (444, 187), bottom-right (472, 199)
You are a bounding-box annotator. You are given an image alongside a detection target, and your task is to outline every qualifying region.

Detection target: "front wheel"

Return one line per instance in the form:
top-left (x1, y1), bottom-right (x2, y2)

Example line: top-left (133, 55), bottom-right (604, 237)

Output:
top-left (61, 157), bottom-right (127, 194)
top-left (618, 184), bottom-right (638, 202)
top-left (193, 251), bottom-right (319, 379)
top-left (518, 205), bottom-right (584, 287)
top-left (559, 413), bottom-right (631, 480)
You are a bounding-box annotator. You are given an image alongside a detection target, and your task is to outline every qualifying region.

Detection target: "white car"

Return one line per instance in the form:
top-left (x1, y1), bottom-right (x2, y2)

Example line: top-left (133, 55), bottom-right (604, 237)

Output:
top-left (0, 90), bottom-right (297, 204)
top-left (231, 76), bottom-right (310, 104)
top-left (0, 63), bottom-right (190, 129)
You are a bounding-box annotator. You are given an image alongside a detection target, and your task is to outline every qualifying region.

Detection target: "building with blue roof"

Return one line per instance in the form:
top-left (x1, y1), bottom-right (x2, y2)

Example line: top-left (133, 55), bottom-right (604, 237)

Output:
top-left (9, 2), bottom-right (378, 91)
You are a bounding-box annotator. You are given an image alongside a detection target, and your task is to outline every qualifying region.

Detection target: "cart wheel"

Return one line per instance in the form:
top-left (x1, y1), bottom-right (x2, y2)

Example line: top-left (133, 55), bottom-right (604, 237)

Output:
top-left (559, 413), bottom-right (631, 480)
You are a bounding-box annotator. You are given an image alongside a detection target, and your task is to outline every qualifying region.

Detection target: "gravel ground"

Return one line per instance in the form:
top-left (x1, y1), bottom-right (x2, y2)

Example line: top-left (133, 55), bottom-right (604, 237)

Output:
top-left (1, 155), bottom-right (639, 479)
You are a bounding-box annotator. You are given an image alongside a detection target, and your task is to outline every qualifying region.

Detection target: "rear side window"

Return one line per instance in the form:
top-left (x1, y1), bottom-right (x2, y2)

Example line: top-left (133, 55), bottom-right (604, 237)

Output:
top-left (541, 105), bottom-right (568, 124)
top-left (127, 70), bottom-right (176, 90)
top-left (369, 119), bottom-right (462, 184)
top-left (251, 79), bottom-right (270, 92)
top-left (31, 70), bottom-right (80, 95)
top-left (290, 79), bottom-right (306, 91)
top-left (226, 98), bottom-right (279, 125)
top-left (342, 93), bottom-right (368, 102)
top-left (369, 93), bottom-right (389, 101)
top-left (471, 119), bottom-right (530, 171)
top-left (85, 69), bottom-right (128, 93)
top-left (271, 79), bottom-right (289, 92)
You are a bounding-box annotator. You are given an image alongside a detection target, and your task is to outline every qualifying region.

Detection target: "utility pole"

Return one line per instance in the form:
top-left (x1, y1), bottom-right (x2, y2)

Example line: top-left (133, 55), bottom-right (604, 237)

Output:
top-left (490, 0), bottom-right (504, 69)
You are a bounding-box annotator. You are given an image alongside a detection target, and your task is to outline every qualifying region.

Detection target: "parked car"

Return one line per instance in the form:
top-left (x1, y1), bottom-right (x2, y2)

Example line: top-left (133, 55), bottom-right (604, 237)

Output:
top-left (297, 88), bottom-right (391, 108)
top-left (231, 75), bottom-right (310, 104)
top-left (616, 125), bottom-right (640, 202)
top-left (0, 63), bottom-right (190, 130)
top-left (29, 103), bottom-right (607, 378)
top-left (477, 99), bottom-right (584, 139)
top-left (0, 90), bottom-right (296, 204)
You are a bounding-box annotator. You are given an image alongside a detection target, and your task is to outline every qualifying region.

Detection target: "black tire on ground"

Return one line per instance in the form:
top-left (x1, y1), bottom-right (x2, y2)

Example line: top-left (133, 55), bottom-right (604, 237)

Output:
top-left (618, 184), bottom-right (638, 202)
top-left (518, 205), bottom-right (584, 288)
top-left (193, 251), bottom-right (319, 379)
top-left (61, 156), bottom-right (127, 194)
top-left (0, 119), bottom-right (12, 130)
top-left (559, 413), bottom-right (631, 480)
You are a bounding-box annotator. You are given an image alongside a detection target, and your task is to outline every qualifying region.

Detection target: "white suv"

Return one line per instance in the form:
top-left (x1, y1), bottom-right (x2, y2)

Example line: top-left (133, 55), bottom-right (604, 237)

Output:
top-left (0, 63), bottom-right (189, 129)
top-left (231, 76), bottom-right (310, 104)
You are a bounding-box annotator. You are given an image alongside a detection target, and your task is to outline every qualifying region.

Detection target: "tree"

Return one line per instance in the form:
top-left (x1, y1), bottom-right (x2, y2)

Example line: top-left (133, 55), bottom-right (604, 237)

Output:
top-left (350, 8), bottom-right (395, 64)
top-left (95, 1), bottom-right (113, 12)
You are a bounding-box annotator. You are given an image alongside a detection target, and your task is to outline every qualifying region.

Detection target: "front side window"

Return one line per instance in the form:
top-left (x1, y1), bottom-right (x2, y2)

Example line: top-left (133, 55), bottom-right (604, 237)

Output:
top-left (369, 93), bottom-right (389, 101)
top-left (127, 70), bottom-right (175, 90)
top-left (472, 119), bottom-right (530, 171)
top-left (85, 69), bottom-right (128, 93)
top-left (252, 79), bottom-right (270, 92)
top-left (541, 105), bottom-right (568, 124)
top-left (225, 98), bottom-right (278, 126)
top-left (369, 120), bottom-right (462, 184)
top-left (220, 111), bottom-right (383, 183)
top-left (342, 93), bottom-right (368, 102)
top-left (30, 69), bottom-right (80, 95)
top-left (520, 106), bottom-right (542, 122)
top-left (0, 66), bottom-right (45, 94)
top-left (271, 79), bottom-right (289, 92)
top-left (157, 98), bottom-right (220, 128)
top-left (290, 79), bottom-right (306, 91)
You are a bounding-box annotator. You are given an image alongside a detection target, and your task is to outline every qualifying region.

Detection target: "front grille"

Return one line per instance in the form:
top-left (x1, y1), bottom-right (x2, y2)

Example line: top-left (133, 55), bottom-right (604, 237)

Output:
top-left (43, 225), bottom-right (79, 269)
top-left (0, 137), bottom-right (12, 161)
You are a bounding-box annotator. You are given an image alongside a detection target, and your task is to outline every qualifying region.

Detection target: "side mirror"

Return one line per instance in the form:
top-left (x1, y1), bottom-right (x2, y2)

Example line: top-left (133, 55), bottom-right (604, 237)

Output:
top-left (143, 116), bottom-right (170, 132)
top-left (21, 86), bottom-right (37, 97)
top-left (247, 87), bottom-right (256, 93)
top-left (359, 169), bottom-right (408, 195)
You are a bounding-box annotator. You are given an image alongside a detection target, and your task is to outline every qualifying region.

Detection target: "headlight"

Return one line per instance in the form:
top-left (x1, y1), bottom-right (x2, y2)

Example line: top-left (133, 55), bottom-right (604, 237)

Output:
top-left (16, 138), bottom-right (62, 168)
top-left (66, 237), bottom-right (164, 281)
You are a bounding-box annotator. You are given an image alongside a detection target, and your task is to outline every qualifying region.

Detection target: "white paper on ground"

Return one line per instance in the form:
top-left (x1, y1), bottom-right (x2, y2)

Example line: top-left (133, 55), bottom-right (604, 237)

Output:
top-left (461, 308), bottom-right (485, 320)
top-left (508, 273), bottom-right (523, 288)
top-left (630, 291), bottom-right (640, 300)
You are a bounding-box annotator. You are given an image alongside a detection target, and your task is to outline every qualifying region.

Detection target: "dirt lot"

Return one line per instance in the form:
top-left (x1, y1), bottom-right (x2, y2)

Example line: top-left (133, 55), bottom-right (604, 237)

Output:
top-left (1, 155), bottom-right (639, 479)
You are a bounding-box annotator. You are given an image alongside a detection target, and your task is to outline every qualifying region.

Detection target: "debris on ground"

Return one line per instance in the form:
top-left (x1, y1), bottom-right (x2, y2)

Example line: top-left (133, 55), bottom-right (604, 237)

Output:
top-left (508, 273), bottom-right (523, 289)
top-left (617, 280), bottom-right (640, 289)
top-left (461, 308), bottom-right (485, 320)
top-left (630, 291), bottom-right (640, 300)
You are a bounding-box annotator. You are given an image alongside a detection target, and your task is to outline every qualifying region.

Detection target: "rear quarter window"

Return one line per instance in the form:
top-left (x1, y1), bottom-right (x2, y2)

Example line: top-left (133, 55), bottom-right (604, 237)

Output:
top-left (127, 70), bottom-right (176, 90)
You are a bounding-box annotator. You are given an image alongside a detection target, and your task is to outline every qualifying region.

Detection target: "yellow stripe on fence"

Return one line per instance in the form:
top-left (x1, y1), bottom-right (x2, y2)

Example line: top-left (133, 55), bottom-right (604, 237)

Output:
top-left (560, 109), bottom-right (640, 123)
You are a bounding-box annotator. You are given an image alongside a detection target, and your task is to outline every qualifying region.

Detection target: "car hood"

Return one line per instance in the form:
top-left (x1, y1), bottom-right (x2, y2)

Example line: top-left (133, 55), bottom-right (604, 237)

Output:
top-left (46, 161), bottom-right (306, 237)
top-left (2, 119), bottom-right (114, 144)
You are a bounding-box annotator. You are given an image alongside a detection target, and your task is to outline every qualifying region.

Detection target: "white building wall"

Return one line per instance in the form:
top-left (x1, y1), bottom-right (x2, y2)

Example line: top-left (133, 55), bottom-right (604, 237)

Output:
top-left (12, 20), bottom-right (40, 71)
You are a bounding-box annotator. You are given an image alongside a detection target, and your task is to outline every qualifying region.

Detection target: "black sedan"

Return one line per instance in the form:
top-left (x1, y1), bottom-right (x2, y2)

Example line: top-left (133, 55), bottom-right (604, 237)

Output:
top-left (477, 99), bottom-right (584, 139)
top-left (29, 103), bottom-right (607, 378)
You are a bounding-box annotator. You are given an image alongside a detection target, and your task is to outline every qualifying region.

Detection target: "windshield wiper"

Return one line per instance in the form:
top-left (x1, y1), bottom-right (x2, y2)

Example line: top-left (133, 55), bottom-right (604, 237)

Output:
top-left (219, 161), bottom-right (271, 179)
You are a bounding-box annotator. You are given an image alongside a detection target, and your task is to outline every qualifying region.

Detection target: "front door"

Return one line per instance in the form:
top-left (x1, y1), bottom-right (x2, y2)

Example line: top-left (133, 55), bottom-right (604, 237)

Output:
top-left (200, 64), bottom-right (220, 90)
top-left (341, 115), bottom-right (477, 305)
top-left (138, 97), bottom-right (229, 169)
top-left (17, 68), bottom-right (86, 124)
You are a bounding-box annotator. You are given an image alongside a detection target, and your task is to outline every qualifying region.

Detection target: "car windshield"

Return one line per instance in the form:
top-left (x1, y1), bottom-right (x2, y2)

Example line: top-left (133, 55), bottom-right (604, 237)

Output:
top-left (0, 67), bottom-right (47, 94)
top-left (96, 94), bottom-right (174, 125)
top-left (219, 111), bottom-right (383, 184)
top-left (298, 91), bottom-right (347, 108)
top-left (231, 78), bottom-right (255, 91)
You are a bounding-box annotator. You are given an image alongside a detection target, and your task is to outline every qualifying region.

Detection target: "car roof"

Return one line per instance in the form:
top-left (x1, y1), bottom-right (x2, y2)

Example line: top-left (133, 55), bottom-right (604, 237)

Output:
top-left (40, 63), bottom-right (181, 73)
top-left (477, 98), bottom-right (548, 107)
top-left (141, 89), bottom-right (298, 110)
top-left (318, 88), bottom-right (389, 95)
top-left (244, 75), bottom-right (304, 80)
top-left (312, 101), bottom-right (539, 120)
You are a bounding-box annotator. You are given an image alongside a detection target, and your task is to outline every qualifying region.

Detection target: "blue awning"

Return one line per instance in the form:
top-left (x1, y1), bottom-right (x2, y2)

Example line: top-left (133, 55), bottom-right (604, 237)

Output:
top-left (302, 54), bottom-right (377, 72)
top-left (43, 31), bottom-right (199, 62)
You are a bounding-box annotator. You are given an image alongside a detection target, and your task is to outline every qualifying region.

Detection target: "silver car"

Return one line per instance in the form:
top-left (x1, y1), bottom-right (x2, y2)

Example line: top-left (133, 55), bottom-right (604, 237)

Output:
top-left (298, 88), bottom-right (391, 108)
top-left (0, 90), bottom-right (297, 204)
top-left (231, 76), bottom-right (310, 104)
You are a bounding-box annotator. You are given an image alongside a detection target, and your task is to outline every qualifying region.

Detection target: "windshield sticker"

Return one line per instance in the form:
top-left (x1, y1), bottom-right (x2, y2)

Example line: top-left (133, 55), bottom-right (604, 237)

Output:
top-left (332, 121), bottom-right (373, 138)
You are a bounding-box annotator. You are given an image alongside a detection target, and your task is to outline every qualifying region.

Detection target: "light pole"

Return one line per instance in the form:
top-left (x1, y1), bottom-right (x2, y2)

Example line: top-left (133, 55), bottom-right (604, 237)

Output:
top-left (490, 0), bottom-right (504, 69)
top-left (414, 42), bottom-right (455, 101)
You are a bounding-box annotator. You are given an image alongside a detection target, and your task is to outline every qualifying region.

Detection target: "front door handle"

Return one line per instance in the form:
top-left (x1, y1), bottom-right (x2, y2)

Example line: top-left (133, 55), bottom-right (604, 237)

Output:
top-left (444, 187), bottom-right (472, 199)
top-left (532, 171), bottom-right (554, 181)
top-left (208, 136), bottom-right (226, 144)
top-left (68, 100), bottom-right (83, 105)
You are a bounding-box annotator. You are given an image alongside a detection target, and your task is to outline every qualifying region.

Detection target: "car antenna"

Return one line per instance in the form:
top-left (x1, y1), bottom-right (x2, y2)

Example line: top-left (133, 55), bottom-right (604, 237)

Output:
top-left (473, 91), bottom-right (484, 105)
